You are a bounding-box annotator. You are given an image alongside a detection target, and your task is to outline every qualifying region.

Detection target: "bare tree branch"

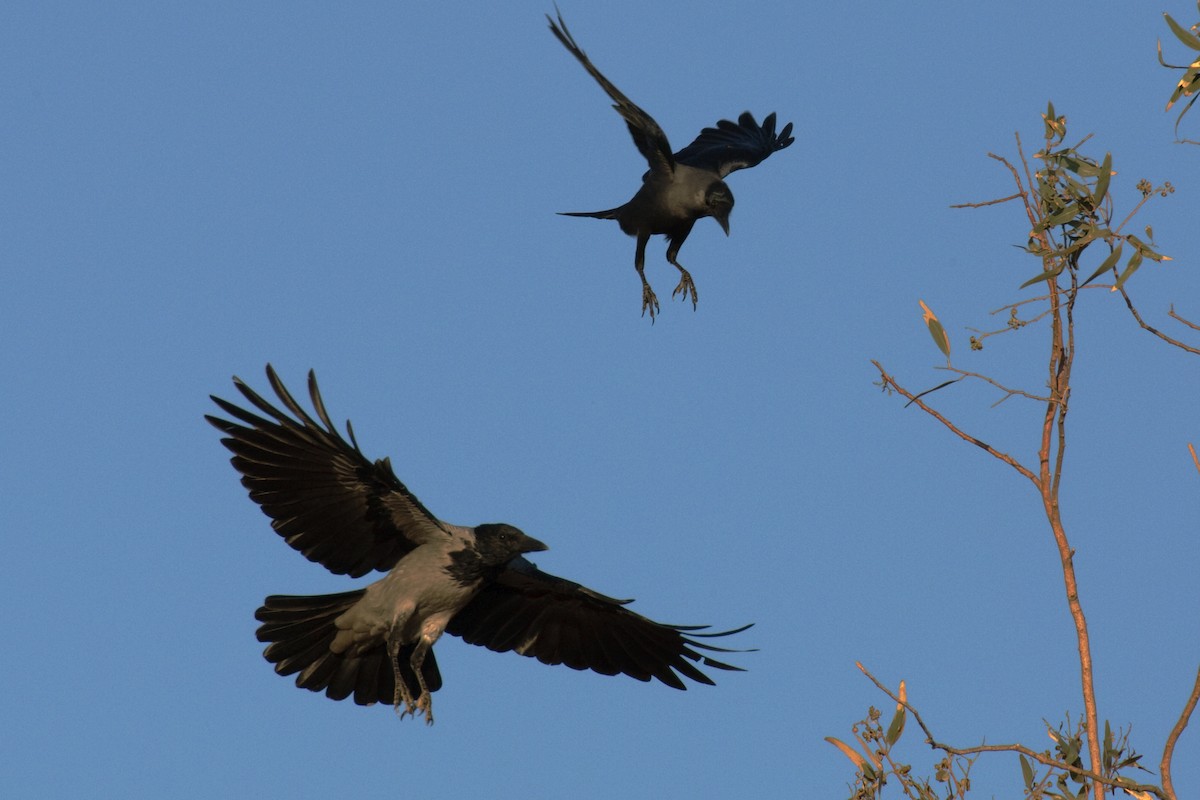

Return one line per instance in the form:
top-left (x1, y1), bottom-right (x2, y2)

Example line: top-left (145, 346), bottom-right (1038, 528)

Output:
top-left (1117, 288), bottom-right (1200, 356)
top-left (949, 192), bottom-right (1023, 209)
top-left (872, 360), bottom-right (1039, 486)
top-left (1036, 269), bottom-right (1103, 800)
top-left (1169, 305), bottom-right (1200, 332)
top-left (1161, 665), bottom-right (1200, 800)
top-left (936, 366), bottom-right (1052, 405)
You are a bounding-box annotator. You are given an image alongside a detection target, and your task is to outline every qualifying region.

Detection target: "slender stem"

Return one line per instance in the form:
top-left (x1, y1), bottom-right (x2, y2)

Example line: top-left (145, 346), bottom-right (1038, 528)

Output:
top-left (1169, 306), bottom-right (1200, 332)
top-left (1161, 666), bottom-right (1200, 800)
top-left (949, 192), bottom-right (1023, 208)
top-left (1120, 289), bottom-right (1200, 355)
top-left (935, 366), bottom-right (1052, 405)
top-left (1037, 255), bottom-right (1103, 800)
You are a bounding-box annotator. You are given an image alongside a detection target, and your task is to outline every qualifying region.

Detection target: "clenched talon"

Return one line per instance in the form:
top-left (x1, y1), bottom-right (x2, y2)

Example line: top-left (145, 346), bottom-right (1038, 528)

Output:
top-left (641, 285), bottom-right (661, 321)
top-left (417, 694), bottom-right (434, 726)
top-left (671, 271), bottom-right (698, 310)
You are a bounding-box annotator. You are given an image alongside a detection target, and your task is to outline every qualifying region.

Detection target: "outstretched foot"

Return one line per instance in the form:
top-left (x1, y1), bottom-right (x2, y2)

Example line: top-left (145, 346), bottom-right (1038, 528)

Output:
top-left (671, 269), bottom-right (698, 310)
top-left (417, 692), bottom-right (434, 726)
top-left (397, 691), bottom-right (434, 725)
top-left (641, 284), bottom-right (661, 321)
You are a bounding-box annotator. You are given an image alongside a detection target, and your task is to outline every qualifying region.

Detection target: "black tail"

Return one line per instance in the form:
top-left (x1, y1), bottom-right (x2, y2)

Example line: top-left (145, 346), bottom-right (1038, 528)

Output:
top-left (255, 590), bottom-right (442, 706)
top-left (558, 206), bottom-right (622, 220)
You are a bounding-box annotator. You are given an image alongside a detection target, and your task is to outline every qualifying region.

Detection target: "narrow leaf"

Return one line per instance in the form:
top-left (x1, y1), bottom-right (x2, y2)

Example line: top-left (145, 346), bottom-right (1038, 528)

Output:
top-left (1020, 754), bottom-right (1035, 790)
top-left (884, 705), bottom-right (906, 745)
top-left (1165, 13), bottom-right (1200, 51)
top-left (1167, 65), bottom-right (1200, 109)
top-left (1092, 153), bottom-right (1112, 206)
top-left (1041, 201), bottom-right (1081, 228)
top-left (919, 300), bottom-right (950, 357)
top-left (1082, 244), bottom-right (1123, 286)
top-left (825, 737), bottom-right (869, 773)
top-left (1112, 250), bottom-right (1144, 291)
top-left (1020, 265), bottom-right (1064, 290)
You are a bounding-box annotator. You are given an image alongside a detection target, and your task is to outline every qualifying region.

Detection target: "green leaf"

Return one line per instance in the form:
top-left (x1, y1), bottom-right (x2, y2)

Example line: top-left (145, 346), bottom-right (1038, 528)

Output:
top-left (1092, 153), bottom-right (1112, 207)
top-left (1019, 265), bottom-right (1064, 289)
top-left (1165, 13), bottom-right (1200, 51)
top-left (1081, 244), bottom-right (1123, 286)
top-left (1038, 201), bottom-right (1080, 230)
top-left (919, 300), bottom-right (950, 358)
top-left (1168, 65), bottom-right (1200, 109)
top-left (1126, 234), bottom-right (1170, 262)
top-left (1020, 754), bottom-right (1035, 790)
top-left (926, 318), bottom-right (950, 357)
top-left (1064, 158), bottom-right (1101, 178)
top-left (884, 705), bottom-right (906, 745)
top-left (1113, 249), bottom-right (1144, 291)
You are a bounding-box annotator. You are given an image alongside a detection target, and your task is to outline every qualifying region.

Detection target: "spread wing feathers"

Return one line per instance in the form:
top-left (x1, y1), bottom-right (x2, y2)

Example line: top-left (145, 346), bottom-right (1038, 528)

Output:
top-left (446, 556), bottom-right (752, 689)
top-left (206, 364), bottom-right (449, 578)
top-left (256, 591), bottom-right (442, 706)
top-left (674, 111), bottom-right (795, 178)
top-left (547, 9), bottom-right (675, 176)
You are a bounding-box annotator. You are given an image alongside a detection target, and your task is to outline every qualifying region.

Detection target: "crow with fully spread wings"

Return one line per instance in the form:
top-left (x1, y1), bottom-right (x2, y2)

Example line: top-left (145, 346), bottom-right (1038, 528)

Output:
top-left (207, 366), bottom-right (750, 723)
top-left (549, 9), bottom-right (794, 320)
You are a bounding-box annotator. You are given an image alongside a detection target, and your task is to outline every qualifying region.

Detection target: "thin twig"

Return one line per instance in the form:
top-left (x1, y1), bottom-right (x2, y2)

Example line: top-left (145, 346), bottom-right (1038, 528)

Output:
top-left (1113, 189), bottom-right (1159, 235)
top-left (872, 361), bottom-right (1039, 486)
top-left (935, 366), bottom-right (1053, 405)
top-left (1014, 132), bottom-right (1040, 230)
top-left (989, 284), bottom-right (1113, 317)
top-left (949, 192), bottom-right (1023, 209)
top-left (1161, 665), bottom-right (1200, 800)
top-left (1117, 288), bottom-right (1200, 356)
top-left (1168, 305), bottom-right (1200, 332)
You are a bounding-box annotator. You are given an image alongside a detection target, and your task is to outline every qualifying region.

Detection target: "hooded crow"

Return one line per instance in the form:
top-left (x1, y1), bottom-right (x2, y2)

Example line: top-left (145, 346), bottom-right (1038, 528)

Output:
top-left (207, 365), bottom-right (750, 724)
top-left (548, 9), bottom-right (794, 320)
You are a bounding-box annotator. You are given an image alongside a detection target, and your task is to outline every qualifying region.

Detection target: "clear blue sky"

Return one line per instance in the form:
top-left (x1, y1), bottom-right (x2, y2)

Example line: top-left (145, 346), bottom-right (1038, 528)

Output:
top-left (3, 2), bottom-right (1196, 797)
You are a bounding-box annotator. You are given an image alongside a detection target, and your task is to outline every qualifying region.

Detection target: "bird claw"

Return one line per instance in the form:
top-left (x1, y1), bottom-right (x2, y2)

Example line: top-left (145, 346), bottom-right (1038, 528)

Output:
top-left (641, 285), bottom-right (661, 321)
top-left (671, 271), bottom-right (698, 310)
top-left (396, 693), bottom-right (434, 725)
top-left (417, 693), bottom-right (434, 726)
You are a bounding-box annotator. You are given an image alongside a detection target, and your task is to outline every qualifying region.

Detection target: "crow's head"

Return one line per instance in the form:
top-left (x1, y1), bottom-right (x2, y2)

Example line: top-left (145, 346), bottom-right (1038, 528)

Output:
top-left (705, 182), bottom-right (733, 235)
top-left (473, 523), bottom-right (549, 566)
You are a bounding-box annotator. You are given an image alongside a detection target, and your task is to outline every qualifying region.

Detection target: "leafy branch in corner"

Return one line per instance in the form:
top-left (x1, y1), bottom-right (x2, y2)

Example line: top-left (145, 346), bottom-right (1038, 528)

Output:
top-left (852, 105), bottom-right (1196, 800)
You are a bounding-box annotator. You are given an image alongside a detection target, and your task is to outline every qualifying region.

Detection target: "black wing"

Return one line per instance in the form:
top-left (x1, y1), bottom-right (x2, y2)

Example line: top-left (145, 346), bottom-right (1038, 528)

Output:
top-left (447, 556), bottom-right (751, 689)
top-left (206, 365), bottom-right (450, 578)
top-left (673, 111), bottom-right (794, 178)
top-left (548, 9), bottom-right (675, 176)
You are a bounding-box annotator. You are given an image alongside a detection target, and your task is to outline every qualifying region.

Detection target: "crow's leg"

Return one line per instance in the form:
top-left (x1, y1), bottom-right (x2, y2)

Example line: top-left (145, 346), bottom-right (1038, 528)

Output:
top-left (634, 232), bottom-right (660, 321)
top-left (665, 227), bottom-right (698, 310)
top-left (408, 639), bottom-right (436, 726)
top-left (386, 632), bottom-right (419, 718)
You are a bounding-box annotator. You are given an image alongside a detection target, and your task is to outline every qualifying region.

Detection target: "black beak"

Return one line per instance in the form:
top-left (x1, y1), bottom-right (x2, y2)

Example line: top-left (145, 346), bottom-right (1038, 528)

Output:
top-left (522, 535), bottom-right (549, 553)
top-left (714, 211), bottom-right (731, 236)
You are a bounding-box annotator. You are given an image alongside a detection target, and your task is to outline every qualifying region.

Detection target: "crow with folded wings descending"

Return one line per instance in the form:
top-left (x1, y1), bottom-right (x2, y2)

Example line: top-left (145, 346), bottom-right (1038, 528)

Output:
top-left (207, 365), bottom-right (750, 724)
top-left (548, 9), bottom-right (794, 320)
